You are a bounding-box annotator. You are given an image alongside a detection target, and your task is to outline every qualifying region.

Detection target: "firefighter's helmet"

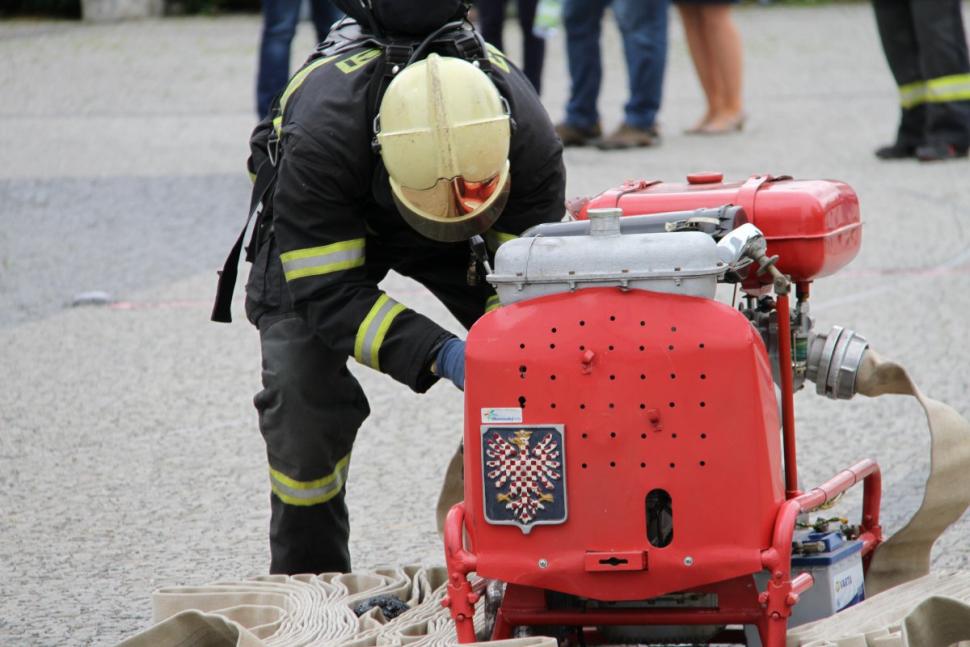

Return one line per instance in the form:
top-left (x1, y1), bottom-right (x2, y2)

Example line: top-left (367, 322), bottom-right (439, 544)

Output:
top-left (376, 53), bottom-right (512, 243)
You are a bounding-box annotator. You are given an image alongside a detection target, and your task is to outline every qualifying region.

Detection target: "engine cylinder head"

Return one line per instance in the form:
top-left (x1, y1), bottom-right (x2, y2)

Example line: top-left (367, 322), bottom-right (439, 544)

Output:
top-left (806, 326), bottom-right (869, 400)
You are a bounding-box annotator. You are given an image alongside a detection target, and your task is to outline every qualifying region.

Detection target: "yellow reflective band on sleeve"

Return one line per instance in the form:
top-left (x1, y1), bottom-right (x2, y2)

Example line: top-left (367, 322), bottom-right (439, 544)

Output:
top-left (354, 294), bottom-right (407, 371)
top-left (280, 239), bottom-right (365, 281)
top-left (926, 74), bottom-right (970, 103)
top-left (269, 453), bottom-right (351, 506)
top-left (485, 229), bottom-right (518, 252)
top-left (485, 294), bottom-right (502, 313)
top-left (279, 54), bottom-right (340, 117)
top-left (249, 171), bottom-right (257, 183)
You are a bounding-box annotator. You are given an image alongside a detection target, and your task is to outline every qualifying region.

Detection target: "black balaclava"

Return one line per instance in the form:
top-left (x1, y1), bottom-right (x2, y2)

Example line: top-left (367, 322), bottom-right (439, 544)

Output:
top-left (331, 0), bottom-right (467, 37)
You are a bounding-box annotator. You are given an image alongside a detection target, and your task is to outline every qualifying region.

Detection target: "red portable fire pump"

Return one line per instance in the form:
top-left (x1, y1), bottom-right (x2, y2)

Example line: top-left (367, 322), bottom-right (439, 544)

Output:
top-left (442, 174), bottom-right (882, 646)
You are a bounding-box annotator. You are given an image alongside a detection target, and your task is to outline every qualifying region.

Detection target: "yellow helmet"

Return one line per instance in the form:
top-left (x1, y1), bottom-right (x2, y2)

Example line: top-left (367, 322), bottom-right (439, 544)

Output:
top-left (376, 53), bottom-right (512, 242)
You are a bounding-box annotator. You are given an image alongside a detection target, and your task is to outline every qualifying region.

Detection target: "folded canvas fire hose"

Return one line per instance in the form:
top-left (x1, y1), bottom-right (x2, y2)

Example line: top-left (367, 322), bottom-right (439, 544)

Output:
top-left (117, 352), bottom-right (970, 647)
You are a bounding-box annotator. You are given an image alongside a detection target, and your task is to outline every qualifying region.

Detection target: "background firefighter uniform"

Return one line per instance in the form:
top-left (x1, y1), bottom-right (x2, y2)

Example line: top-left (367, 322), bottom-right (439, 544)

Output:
top-left (872, 0), bottom-right (970, 152)
top-left (244, 25), bottom-right (566, 575)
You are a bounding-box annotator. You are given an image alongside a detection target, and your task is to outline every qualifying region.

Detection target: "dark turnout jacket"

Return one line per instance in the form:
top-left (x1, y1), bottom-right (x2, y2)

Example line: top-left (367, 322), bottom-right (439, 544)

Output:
top-left (246, 20), bottom-right (566, 394)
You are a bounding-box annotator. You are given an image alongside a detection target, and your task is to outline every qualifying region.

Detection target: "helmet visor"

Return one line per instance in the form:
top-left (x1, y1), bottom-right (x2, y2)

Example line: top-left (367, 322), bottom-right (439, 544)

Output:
top-left (399, 172), bottom-right (504, 220)
top-left (390, 161), bottom-right (511, 242)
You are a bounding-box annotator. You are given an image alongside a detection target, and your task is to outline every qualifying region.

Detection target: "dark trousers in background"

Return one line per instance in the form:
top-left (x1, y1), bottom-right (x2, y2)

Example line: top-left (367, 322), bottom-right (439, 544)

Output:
top-left (872, 0), bottom-right (970, 149)
top-left (477, 0), bottom-right (546, 93)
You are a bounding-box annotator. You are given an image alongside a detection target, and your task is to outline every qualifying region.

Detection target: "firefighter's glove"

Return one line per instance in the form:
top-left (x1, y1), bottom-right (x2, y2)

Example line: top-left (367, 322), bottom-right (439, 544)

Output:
top-left (435, 338), bottom-right (465, 391)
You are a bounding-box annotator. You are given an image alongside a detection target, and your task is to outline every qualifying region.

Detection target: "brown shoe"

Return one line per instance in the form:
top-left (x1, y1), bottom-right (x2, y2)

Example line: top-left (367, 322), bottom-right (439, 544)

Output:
top-left (596, 123), bottom-right (659, 150)
top-left (554, 122), bottom-right (602, 147)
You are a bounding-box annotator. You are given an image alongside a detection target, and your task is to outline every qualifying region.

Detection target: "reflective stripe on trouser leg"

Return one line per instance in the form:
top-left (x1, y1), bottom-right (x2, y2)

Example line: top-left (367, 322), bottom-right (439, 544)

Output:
top-left (256, 314), bottom-right (370, 575)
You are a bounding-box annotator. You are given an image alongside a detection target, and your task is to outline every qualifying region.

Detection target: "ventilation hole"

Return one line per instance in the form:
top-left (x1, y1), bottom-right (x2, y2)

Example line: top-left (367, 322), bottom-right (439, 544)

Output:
top-left (550, 343), bottom-right (556, 349)
top-left (610, 461), bottom-right (616, 467)
top-left (580, 403), bottom-right (586, 410)
top-left (579, 345), bottom-right (585, 351)
top-left (640, 462), bottom-right (646, 468)
top-left (580, 320), bottom-right (586, 326)
top-left (520, 374), bottom-right (526, 380)
top-left (672, 433), bottom-right (677, 439)
top-left (550, 375), bottom-right (556, 380)
top-left (700, 461), bottom-right (706, 467)
top-left (640, 321), bottom-right (646, 326)
top-left (609, 345), bottom-right (615, 351)
top-left (701, 374), bottom-right (707, 380)
top-left (646, 489), bottom-right (673, 548)
top-left (610, 316), bottom-right (616, 321)
top-left (518, 396), bottom-right (526, 408)
top-left (640, 374), bottom-right (646, 380)
top-left (668, 345), bottom-right (675, 351)
top-left (699, 343), bottom-right (706, 349)
top-left (671, 326), bottom-right (677, 332)
top-left (582, 463), bottom-right (588, 469)
top-left (610, 432), bottom-right (616, 438)
top-left (670, 373), bottom-right (676, 379)
top-left (641, 433), bottom-right (647, 439)
top-left (609, 375), bottom-right (616, 380)
top-left (551, 403), bottom-right (556, 409)
top-left (669, 402), bottom-right (676, 408)
top-left (519, 343), bottom-right (525, 349)
top-left (669, 462), bottom-right (676, 468)
top-left (639, 345), bottom-right (645, 351)
top-left (551, 327), bottom-right (557, 333)
top-left (582, 433), bottom-right (588, 439)
top-left (519, 365), bottom-right (527, 373)
top-left (700, 402), bottom-right (706, 407)
top-left (639, 404), bottom-right (646, 409)
top-left (701, 433), bottom-right (707, 439)
top-left (609, 403), bottom-right (615, 409)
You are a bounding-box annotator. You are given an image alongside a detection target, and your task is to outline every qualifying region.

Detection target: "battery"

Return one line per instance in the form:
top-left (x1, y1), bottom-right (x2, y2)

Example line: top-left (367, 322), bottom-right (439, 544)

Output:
top-left (746, 531), bottom-right (865, 645)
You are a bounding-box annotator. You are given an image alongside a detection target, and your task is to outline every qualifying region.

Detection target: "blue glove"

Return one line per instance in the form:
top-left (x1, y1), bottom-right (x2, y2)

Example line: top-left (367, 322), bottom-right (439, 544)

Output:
top-left (435, 338), bottom-right (466, 391)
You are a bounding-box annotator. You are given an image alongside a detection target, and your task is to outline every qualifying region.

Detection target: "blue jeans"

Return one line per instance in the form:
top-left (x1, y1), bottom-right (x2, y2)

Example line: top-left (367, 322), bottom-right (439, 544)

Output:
top-left (563, 0), bottom-right (669, 130)
top-left (257, 0), bottom-right (341, 119)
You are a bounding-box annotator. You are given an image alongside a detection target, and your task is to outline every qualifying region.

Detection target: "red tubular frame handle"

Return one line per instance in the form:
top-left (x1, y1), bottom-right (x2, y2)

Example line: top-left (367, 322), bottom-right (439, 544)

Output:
top-left (443, 503), bottom-right (479, 644)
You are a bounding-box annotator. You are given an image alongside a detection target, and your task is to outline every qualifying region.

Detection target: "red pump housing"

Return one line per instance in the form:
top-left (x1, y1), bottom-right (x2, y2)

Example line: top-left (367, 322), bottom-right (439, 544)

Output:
top-left (570, 173), bottom-right (862, 289)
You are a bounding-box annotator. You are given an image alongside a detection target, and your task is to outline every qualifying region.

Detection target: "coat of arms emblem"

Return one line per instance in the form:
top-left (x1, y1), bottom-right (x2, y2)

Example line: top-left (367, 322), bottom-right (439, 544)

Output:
top-left (481, 425), bottom-right (567, 533)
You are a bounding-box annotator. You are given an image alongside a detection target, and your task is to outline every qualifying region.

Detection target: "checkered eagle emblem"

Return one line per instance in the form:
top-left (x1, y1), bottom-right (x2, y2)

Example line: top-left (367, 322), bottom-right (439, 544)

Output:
top-left (482, 425), bottom-right (567, 533)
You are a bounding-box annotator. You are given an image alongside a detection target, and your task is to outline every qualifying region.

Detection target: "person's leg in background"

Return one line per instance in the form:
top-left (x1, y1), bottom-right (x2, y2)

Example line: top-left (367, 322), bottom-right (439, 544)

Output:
top-left (872, 0), bottom-right (928, 159)
top-left (515, 0), bottom-right (546, 94)
top-left (308, 0), bottom-right (341, 43)
top-left (477, 0), bottom-right (509, 52)
top-left (695, 3), bottom-right (744, 134)
top-left (557, 0), bottom-right (609, 146)
top-left (597, 0), bottom-right (669, 149)
top-left (257, 0), bottom-right (304, 119)
top-left (677, 2), bottom-right (719, 132)
top-left (908, 0), bottom-right (970, 160)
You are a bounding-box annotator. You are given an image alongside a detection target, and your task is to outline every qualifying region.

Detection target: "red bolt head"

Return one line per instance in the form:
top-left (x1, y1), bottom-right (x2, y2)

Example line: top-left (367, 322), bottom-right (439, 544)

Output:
top-left (468, 593), bottom-right (480, 604)
top-left (441, 597), bottom-right (451, 608)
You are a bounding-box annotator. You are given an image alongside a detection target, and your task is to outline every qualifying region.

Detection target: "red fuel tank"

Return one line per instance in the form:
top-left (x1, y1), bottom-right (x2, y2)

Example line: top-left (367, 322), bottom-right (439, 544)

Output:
top-left (570, 173), bottom-right (862, 288)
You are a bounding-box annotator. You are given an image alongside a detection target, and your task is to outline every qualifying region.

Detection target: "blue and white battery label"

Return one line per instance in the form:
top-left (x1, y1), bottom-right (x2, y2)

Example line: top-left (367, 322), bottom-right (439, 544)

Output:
top-left (833, 560), bottom-right (866, 610)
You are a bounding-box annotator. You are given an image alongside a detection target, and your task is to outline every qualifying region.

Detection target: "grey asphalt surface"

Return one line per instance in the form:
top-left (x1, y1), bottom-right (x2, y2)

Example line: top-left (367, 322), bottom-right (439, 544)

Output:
top-left (2, 4), bottom-right (970, 646)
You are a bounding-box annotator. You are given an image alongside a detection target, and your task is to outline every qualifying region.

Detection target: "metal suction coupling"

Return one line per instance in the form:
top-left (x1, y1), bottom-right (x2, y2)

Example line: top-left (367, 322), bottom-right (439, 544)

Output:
top-left (806, 325), bottom-right (869, 400)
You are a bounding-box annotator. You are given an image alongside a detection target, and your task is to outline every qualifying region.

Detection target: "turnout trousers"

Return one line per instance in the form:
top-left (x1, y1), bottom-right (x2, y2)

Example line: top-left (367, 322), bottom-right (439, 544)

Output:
top-left (245, 232), bottom-right (496, 575)
top-left (872, 0), bottom-right (970, 149)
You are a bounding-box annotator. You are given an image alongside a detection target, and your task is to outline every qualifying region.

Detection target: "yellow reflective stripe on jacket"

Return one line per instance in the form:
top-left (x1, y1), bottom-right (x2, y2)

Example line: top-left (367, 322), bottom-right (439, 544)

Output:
top-left (354, 294), bottom-right (407, 370)
top-left (485, 229), bottom-right (518, 252)
top-left (900, 74), bottom-right (970, 109)
top-left (485, 294), bottom-right (502, 313)
top-left (269, 454), bottom-right (351, 506)
top-left (280, 239), bottom-right (365, 281)
top-left (278, 54), bottom-right (339, 120)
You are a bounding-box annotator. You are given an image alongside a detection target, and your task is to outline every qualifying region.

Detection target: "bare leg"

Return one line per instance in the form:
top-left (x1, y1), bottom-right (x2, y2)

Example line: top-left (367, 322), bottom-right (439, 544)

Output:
top-left (699, 4), bottom-right (745, 132)
top-left (678, 4), bottom-right (720, 130)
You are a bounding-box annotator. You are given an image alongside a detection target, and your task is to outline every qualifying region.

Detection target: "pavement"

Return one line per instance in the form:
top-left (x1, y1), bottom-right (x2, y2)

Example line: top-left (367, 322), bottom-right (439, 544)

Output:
top-left (1, 4), bottom-right (969, 646)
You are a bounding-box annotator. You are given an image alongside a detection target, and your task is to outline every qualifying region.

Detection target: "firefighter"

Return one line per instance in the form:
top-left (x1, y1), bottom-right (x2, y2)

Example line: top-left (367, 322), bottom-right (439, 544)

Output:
top-left (240, 0), bottom-right (566, 575)
top-left (872, 0), bottom-right (970, 161)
